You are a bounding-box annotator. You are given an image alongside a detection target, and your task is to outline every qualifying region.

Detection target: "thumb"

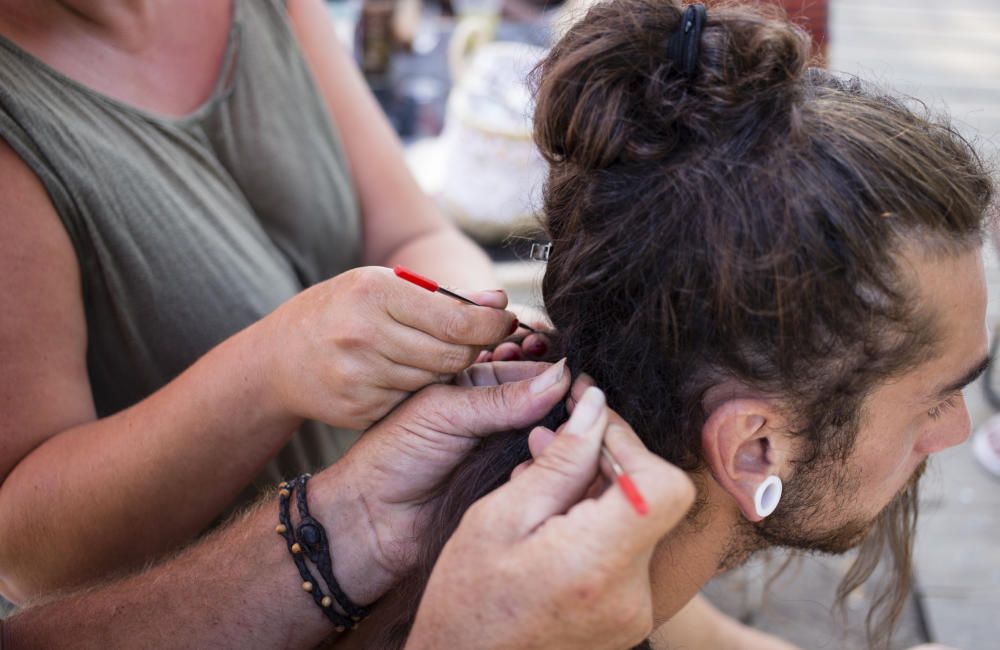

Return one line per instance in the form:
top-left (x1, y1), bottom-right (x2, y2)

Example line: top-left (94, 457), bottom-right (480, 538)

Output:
top-left (413, 359), bottom-right (570, 438)
top-left (487, 387), bottom-right (608, 539)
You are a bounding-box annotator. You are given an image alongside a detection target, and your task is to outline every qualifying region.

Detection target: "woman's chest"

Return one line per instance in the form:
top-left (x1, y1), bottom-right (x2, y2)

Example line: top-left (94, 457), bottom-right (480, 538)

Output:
top-left (0, 0), bottom-right (234, 118)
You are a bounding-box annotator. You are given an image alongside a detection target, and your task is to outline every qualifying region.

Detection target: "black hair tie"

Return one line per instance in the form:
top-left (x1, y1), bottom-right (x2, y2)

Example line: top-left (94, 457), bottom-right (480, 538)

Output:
top-left (666, 3), bottom-right (707, 77)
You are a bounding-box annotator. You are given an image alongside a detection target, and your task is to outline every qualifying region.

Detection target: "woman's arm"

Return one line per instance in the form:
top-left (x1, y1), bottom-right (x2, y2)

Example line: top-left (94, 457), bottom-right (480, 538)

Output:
top-left (0, 139), bottom-right (515, 602)
top-left (0, 140), bottom-right (301, 601)
top-left (286, 0), bottom-right (498, 290)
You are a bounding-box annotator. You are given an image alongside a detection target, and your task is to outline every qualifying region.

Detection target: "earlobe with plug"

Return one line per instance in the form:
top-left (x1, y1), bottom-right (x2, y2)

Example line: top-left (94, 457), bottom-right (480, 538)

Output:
top-left (753, 475), bottom-right (782, 518)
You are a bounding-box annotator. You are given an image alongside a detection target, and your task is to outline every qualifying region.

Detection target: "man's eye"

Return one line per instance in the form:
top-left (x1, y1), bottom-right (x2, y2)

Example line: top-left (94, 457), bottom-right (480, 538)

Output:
top-left (928, 396), bottom-right (958, 420)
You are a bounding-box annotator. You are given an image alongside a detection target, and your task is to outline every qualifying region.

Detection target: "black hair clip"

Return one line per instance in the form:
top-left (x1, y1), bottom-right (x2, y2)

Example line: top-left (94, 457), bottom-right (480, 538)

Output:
top-left (666, 3), bottom-right (707, 77)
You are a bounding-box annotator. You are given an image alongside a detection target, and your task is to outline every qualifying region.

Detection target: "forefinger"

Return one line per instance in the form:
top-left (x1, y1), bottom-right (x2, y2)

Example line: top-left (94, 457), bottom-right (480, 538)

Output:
top-left (383, 270), bottom-right (517, 346)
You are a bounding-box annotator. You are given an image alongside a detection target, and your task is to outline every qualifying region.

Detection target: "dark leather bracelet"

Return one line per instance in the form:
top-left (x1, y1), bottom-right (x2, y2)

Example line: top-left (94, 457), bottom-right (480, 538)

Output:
top-left (293, 474), bottom-right (371, 622)
top-left (276, 476), bottom-right (356, 631)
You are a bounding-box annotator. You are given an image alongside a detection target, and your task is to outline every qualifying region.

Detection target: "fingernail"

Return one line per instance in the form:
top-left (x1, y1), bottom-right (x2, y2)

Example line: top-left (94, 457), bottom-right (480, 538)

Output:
top-left (565, 386), bottom-right (605, 436)
top-left (527, 339), bottom-right (548, 356)
top-left (530, 358), bottom-right (566, 394)
top-left (508, 318), bottom-right (519, 336)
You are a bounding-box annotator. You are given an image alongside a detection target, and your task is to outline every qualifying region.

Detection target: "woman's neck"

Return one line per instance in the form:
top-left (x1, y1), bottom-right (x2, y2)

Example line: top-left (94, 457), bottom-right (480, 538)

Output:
top-left (0, 1), bottom-right (160, 49)
top-left (0, 0), bottom-right (233, 118)
top-left (55, 0), bottom-right (158, 47)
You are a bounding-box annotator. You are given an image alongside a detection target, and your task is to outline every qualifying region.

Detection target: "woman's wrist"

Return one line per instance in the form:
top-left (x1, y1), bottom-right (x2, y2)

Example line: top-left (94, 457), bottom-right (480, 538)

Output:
top-left (234, 317), bottom-right (304, 433)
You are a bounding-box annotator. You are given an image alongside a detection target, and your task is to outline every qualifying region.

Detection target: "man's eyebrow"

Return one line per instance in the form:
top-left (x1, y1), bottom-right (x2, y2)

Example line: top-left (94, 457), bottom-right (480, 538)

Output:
top-left (931, 355), bottom-right (991, 401)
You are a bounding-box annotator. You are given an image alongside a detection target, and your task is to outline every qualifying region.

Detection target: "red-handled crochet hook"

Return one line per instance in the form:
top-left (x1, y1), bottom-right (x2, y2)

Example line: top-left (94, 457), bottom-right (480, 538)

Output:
top-left (393, 265), bottom-right (538, 334)
top-left (601, 446), bottom-right (649, 516)
top-left (394, 265), bottom-right (648, 513)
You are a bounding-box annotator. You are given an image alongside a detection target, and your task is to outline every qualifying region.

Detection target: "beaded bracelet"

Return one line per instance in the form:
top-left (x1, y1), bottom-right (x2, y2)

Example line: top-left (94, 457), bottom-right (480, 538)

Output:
top-left (293, 475), bottom-right (371, 622)
top-left (276, 476), bottom-right (357, 631)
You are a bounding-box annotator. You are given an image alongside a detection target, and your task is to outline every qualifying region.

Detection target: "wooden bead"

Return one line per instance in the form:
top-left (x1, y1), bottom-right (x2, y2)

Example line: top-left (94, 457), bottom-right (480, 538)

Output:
top-left (321, 596), bottom-right (332, 608)
top-left (291, 543), bottom-right (302, 554)
top-left (275, 524), bottom-right (287, 534)
top-left (302, 581), bottom-right (313, 593)
top-left (279, 489), bottom-right (290, 498)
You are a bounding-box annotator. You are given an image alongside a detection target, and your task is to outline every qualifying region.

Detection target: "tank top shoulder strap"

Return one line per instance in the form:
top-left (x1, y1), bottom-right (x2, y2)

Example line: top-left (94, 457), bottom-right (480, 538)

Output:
top-left (0, 39), bottom-right (89, 251)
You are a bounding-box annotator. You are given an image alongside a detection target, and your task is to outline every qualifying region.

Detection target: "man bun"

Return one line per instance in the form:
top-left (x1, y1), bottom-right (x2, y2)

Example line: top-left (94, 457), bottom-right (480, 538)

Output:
top-left (533, 0), bottom-right (812, 171)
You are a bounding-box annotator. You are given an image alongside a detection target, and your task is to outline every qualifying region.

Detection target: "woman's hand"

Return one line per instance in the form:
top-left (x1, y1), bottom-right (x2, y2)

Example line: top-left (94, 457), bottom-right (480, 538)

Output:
top-left (477, 302), bottom-right (552, 362)
top-left (258, 266), bottom-right (519, 430)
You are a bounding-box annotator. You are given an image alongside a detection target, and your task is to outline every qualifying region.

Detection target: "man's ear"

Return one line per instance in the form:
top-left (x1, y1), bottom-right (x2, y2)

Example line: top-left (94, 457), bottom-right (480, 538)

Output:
top-left (700, 398), bottom-right (791, 522)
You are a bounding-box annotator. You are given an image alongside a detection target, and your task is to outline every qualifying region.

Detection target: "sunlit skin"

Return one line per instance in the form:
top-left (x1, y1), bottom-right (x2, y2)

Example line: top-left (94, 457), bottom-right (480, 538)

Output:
top-left (647, 244), bottom-right (990, 627)
top-left (792, 245), bottom-right (989, 538)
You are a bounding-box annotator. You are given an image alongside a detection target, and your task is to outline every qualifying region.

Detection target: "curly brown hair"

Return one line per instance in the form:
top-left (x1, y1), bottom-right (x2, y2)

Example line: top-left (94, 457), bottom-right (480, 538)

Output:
top-left (367, 2), bottom-right (993, 648)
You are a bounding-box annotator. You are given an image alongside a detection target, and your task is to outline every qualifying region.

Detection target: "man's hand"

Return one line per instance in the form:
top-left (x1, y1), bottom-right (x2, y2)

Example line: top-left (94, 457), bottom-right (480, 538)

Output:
top-left (407, 386), bottom-right (696, 650)
top-left (308, 359), bottom-right (572, 604)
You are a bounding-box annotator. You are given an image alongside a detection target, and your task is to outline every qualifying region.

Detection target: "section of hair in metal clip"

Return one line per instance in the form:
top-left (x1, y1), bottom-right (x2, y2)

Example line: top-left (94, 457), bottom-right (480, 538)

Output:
top-left (530, 242), bottom-right (552, 262)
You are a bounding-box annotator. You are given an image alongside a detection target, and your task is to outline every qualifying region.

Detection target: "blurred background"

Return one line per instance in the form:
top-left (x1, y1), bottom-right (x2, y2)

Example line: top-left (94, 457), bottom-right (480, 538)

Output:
top-left (333, 0), bottom-right (1000, 647)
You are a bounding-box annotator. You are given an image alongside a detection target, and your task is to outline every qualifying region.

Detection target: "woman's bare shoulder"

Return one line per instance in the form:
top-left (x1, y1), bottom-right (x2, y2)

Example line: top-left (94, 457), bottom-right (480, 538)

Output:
top-left (0, 137), bottom-right (95, 482)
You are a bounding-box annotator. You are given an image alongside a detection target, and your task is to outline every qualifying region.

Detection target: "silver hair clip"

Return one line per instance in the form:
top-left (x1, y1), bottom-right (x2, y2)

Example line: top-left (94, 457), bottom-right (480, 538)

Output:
top-left (530, 242), bottom-right (552, 262)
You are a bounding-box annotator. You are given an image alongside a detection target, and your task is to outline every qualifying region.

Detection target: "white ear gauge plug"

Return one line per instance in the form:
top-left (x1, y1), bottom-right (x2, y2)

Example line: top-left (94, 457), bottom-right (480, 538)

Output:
top-left (753, 475), bottom-right (782, 518)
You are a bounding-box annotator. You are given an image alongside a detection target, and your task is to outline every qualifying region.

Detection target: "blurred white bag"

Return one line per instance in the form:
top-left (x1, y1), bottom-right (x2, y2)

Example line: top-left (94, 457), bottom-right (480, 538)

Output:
top-left (444, 39), bottom-right (548, 241)
top-left (409, 25), bottom-right (548, 243)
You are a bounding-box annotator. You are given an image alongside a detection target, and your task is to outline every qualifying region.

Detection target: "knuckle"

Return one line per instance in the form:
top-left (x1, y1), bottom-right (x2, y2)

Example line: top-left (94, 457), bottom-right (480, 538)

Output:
top-left (340, 267), bottom-right (367, 294)
top-left (399, 386), bottom-right (452, 429)
top-left (471, 383), bottom-right (512, 421)
top-left (351, 265), bottom-right (382, 284)
top-left (409, 384), bottom-right (456, 421)
top-left (328, 351), bottom-right (363, 381)
top-left (531, 437), bottom-right (586, 478)
top-left (332, 326), bottom-right (367, 352)
top-left (344, 267), bottom-right (385, 303)
top-left (568, 569), bottom-right (606, 606)
top-left (495, 379), bottom-right (531, 411)
top-left (440, 309), bottom-right (477, 343)
top-left (437, 345), bottom-right (476, 374)
top-left (342, 401), bottom-right (371, 426)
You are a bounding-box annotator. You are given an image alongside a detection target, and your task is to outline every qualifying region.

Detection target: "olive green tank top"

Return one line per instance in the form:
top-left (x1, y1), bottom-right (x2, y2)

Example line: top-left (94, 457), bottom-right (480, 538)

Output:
top-left (0, 0), bottom-right (363, 509)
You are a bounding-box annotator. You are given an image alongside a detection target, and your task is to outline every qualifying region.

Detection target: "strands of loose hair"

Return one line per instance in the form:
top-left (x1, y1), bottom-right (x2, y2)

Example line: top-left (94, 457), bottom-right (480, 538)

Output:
top-left (362, 2), bottom-right (994, 648)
